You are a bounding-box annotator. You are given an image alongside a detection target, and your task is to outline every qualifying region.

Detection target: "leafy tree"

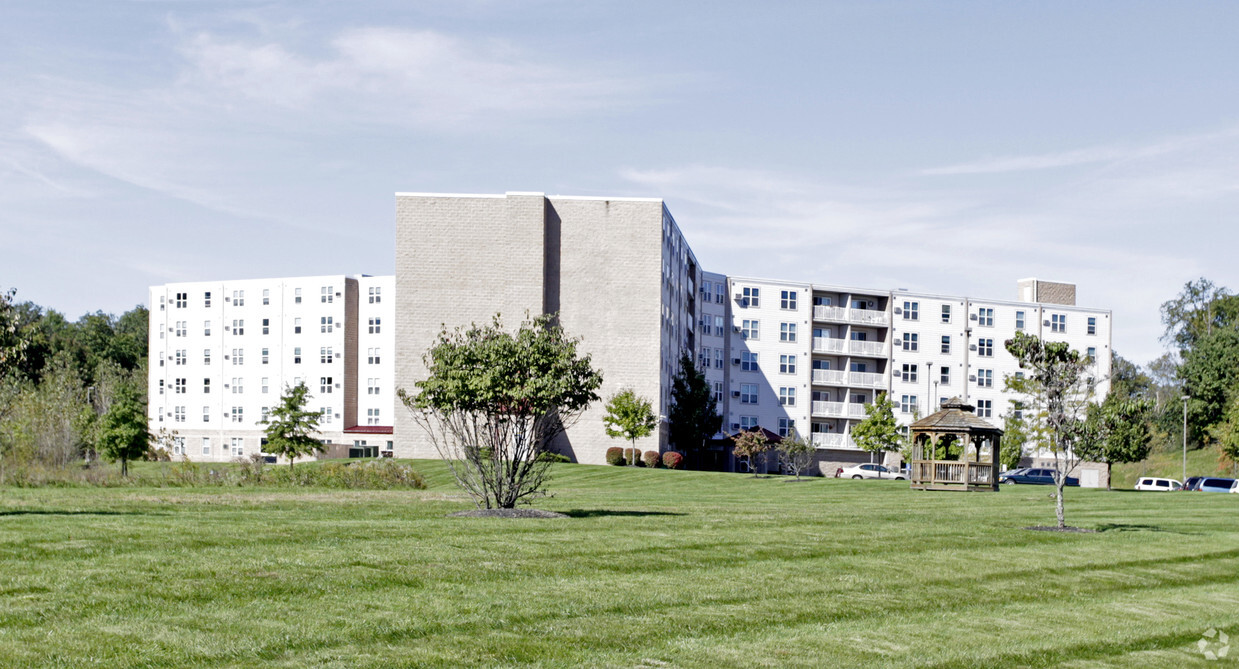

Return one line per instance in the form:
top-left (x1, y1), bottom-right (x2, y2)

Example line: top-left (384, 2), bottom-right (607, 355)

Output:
top-left (1209, 397), bottom-right (1239, 476)
top-left (1160, 278), bottom-right (1234, 350)
top-left (999, 401), bottom-right (1030, 470)
top-left (851, 392), bottom-right (902, 463)
top-left (96, 384), bottom-right (150, 477)
top-left (777, 430), bottom-right (815, 480)
top-left (732, 429), bottom-right (770, 477)
top-left (1005, 331), bottom-right (1096, 529)
top-left (666, 353), bottom-right (721, 465)
top-left (1177, 327), bottom-right (1239, 446)
top-left (0, 287), bottom-right (27, 379)
top-left (1109, 352), bottom-right (1153, 403)
top-left (1078, 396), bottom-right (1153, 489)
top-left (399, 314), bottom-right (602, 509)
top-left (259, 382), bottom-right (323, 469)
top-left (603, 388), bottom-right (657, 466)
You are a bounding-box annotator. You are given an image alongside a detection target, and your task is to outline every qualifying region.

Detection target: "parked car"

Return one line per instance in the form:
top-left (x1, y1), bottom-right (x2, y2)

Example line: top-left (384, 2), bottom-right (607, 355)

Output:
top-left (998, 467), bottom-right (1079, 486)
top-left (1183, 476), bottom-right (1204, 492)
top-left (1197, 477), bottom-right (1236, 493)
top-left (840, 463), bottom-right (905, 480)
top-left (1134, 477), bottom-right (1182, 491)
top-left (1231, 480), bottom-right (1239, 493)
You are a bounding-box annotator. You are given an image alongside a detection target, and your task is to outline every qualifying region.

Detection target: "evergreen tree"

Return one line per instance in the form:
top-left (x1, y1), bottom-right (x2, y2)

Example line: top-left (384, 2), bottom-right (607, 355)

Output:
top-left (666, 353), bottom-right (721, 465)
top-left (260, 382), bottom-right (323, 469)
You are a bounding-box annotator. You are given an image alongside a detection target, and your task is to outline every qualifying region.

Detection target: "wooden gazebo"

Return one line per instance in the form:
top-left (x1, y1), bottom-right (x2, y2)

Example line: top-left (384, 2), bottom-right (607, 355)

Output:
top-left (909, 397), bottom-right (1003, 491)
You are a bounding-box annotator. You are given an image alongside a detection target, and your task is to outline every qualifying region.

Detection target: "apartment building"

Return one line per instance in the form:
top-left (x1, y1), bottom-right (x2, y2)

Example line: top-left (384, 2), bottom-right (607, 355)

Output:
top-left (148, 275), bottom-right (394, 462)
top-left (147, 192), bottom-right (1111, 478)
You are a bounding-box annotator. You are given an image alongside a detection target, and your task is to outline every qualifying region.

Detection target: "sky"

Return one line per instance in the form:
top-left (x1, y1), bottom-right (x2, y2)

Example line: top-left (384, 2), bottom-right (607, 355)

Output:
top-left (3, 1), bottom-right (1238, 366)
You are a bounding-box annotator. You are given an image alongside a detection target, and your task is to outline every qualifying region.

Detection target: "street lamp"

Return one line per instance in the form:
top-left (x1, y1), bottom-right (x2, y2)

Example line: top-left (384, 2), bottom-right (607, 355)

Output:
top-left (1182, 395), bottom-right (1190, 485)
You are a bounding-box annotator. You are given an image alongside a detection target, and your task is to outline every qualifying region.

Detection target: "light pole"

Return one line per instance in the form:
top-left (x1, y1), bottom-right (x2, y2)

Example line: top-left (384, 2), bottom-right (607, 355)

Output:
top-left (1182, 395), bottom-right (1190, 484)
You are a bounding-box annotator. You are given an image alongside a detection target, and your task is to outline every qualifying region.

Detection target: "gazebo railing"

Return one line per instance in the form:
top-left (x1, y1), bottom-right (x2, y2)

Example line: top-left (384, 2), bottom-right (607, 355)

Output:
top-left (912, 460), bottom-right (994, 487)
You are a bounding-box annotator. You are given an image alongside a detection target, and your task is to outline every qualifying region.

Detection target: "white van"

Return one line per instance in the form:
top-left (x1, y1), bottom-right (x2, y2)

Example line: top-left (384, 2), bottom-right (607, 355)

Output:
top-left (1134, 477), bottom-right (1182, 491)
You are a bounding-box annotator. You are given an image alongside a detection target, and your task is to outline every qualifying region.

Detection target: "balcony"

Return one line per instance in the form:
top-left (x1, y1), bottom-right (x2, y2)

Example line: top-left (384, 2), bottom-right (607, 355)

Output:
top-left (812, 338), bottom-right (887, 358)
top-left (811, 433), bottom-right (858, 449)
top-left (811, 369), bottom-right (886, 389)
top-left (813, 305), bottom-right (890, 327)
top-left (811, 401), bottom-right (869, 419)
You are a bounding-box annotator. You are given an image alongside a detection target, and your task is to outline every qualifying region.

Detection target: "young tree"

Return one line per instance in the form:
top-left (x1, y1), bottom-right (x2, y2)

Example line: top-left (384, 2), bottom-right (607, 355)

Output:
top-left (666, 353), bottom-right (722, 465)
top-left (399, 314), bottom-right (602, 509)
top-left (1078, 396), bottom-right (1153, 489)
top-left (0, 286), bottom-right (26, 379)
top-left (777, 430), bottom-right (815, 480)
top-left (1209, 397), bottom-right (1239, 476)
top-left (732, 429), bottom-right (770, 477)
top-left (603, 388), bottom-right (657, 466)
top-left (1005, 331), bottom-right (1096, 529)
top-left (851, 392), bottom-right (902, 463)
top-left (999, 401), bottom-right (1030, 471)
top-left (96, 384), bottom-right (150, 477)
top-left (259, 381), bottom-right (323, 470)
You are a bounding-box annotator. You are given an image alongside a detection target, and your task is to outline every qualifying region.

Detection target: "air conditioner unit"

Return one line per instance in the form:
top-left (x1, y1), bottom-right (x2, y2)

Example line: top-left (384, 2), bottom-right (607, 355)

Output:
top-left (733, 325), bottom-right (742, 333)
top-left (734, 293), bottom-right (744, 301)
top-left (969, 375), bottom-right (977, 382)
top-left (732, 390), bottom-right (741, 398)
top-left (867, 301), bottom-right (875, 309)
top-left (1044, 320), bottom-right (1051, 327)
top-left (893, 307), bottom-right (902, 315)
top-left (731, 423), bottom-right (741, 431)
top-left (224, 326), bottom-right (230, 332)
top-left (969, 344), bottom-right (977, 351)
top-left (223, 384), bottom-right (229, 388)
top-left (970, 313), bottom-right (978, 321)
top-left (732, 358), bottom-right (742, 365)
top-left (224, 355), bottom-right (230, 360)
top-left (335, 383), bottom-right (341, 388)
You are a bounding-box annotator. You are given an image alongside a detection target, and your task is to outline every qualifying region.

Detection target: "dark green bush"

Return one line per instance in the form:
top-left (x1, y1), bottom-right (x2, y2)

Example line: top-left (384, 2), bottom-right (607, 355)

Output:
top-left (536, 451), bottom-right (572, 463)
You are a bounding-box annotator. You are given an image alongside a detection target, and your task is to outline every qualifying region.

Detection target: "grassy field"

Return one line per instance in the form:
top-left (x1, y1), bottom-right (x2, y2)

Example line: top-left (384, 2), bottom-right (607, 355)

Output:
top-left (1112, 445), bottom-right (1237, 489)
top-left (1, 462), bottom-right (1237, 667)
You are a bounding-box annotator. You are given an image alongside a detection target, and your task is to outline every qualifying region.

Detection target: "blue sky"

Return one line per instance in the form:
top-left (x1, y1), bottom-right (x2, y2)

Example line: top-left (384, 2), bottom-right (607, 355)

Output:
top-left (3, 1), bottom-right (1238, 365)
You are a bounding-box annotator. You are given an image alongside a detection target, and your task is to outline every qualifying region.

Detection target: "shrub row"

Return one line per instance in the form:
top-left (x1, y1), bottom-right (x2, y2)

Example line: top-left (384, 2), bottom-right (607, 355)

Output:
top-left (603, 449), bottom-right (686, 469)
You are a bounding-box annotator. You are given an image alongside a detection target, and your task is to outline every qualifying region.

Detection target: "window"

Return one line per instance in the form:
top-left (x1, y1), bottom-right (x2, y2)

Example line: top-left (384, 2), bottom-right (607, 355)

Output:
top-left (321, 316), bottom-right (333, 333)
top-left (321, 347), bottom-right (334, 364)
top-left (779, 387), bottom-right (796, 406)
top-left (202, 406), bottom-right (210, 423)
top-left (321, 286), bottom-right (333, 303)
top-left (159, 326), bottom-right (164, 340)
top-left (367, 347), bottom-right (380, 364)
top-left (232, 377), bottom-right (243, 393)
top-left (1012, 401), bottom-right (1025, 421)
top-left (941, 335), bottom-right (951, 354)
top-left (174, 406), bottom-right (185, 423)
top-left (204, 320), bottom-right (211, 336)
top-left (1087, 317), bottom-right (1097, 335)
top-left (741, 286), bottom-right (759, 307)
top-left (1051, 314), bottom-right (1066, 333)
top-left (261, 406), bottom-right (270, 423)
top-left (739, 416), bottom-right (759, 430)
top-left (175, 292), bottom-right (187, 308)
top-left (157, 405), bottom-right (163, 421)
top-left (977, 338), bottom-right (993, 357)
top-left (231, 349), bottom-right (243, 365)
top-left (175, 321), bottom-right (186, 337)
top-left (231, 438), bottom-right (244, 456)
top-left (740, 383), bottom-right (758, 404)
top-left (741, 351), bottom-right (759, 372)
top-left (262, 318), bottom-right (270, 335)
top-left (159, 296), bottom-right (165, 312)
top-left (261, 348), bottom-right (269, 365)
top-left (699, 347), bottom-right (711, 370)
top-left (321, 377), bottom-right (333, 394)
top-left (369, 317), bottom-right (381, 334)
top-left (941, 305), bottom-right (951, 323)
top-left (294, 317), bottom-right (301, 334)
top-left (779, 354), bottom-right (796, 374)
top-left (233, 290), bottom-right (245, 306)
top-left (714, 315), bottom-right (724, 337)
top-left (231, 407), bottom-right (243, 423)
top-left (1086, 347), bottom-right (1097, 362)
top-left (232, 319), bottom-right (244, 335)
top-left (262, 289), bottom-right (270, 306)
top-left (901, 332), bottom-right (918, 352)
top-left (741, 319), bottom-right (759, 340)
top-left (903, 301), bottom-right (919, 320)
top-left (1015, 311), bottom-right (1026, 331)
top-left (293, 347), bottom-right (302, 364)
top-left (174, 378), bottom-right (186, 394)
top-left (201, 437), bottom-right (211, 455)
top-left (367, 378), bottom-right (379, 395)
top-left (901, 364), bottom-right (918, 383)
top-left (204, 292), bottom-right (211, 308)
top-left (203, 378), bottom-right (211, 393)
top-left (203, 349), bottom-right (211, 365)
top-left (779, 322), bottom-right (796, 342)
top-left (940, 366), bottom-right (950, 384)
top-left (777, 418), bottom-right (795, 438)
top-left (320, 407), bottom-right (333, 425)
top-left (780, 290), bottom-right (797, 310)
top-left (976, 399), bottom-right (992, 418)
top-left (713, 382), bottom-right (724, 404)
top-left (977, 369), bottom-right (993, 388)
top-left (174, 350), bottom-right (186, 366)
top-left (714, 349), bottom-right (723, 369)
top-left (369, 286), bottom-right (381, 304)
top-left (367, 408), bottom-right (381, 426)
top-left (977, 308), bottom-right (993, 327)
top-left (900, 395), bottom-right (918, 413)
top-left (158, 379), bottom-right (164, 395)
top-left (295, 288), bottom-right (302, 304)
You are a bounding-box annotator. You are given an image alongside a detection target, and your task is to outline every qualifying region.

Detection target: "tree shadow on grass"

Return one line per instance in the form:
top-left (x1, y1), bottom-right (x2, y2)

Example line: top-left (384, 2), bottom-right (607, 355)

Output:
top-left (562, 509), bottom-right (686, 519)
top-left (0, 510), bottom-right (163, 517)
top-left (1094, 523), bottom-right (1198, 534)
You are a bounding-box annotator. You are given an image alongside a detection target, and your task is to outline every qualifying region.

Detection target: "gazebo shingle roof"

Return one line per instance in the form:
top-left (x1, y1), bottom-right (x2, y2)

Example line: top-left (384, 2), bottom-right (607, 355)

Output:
top-left (909, 397), bottom-right (1003, 433)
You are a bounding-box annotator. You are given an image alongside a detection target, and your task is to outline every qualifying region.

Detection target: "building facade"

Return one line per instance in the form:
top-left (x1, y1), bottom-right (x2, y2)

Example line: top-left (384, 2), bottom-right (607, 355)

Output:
top-left (147, 192), bottom-right (1112, 479)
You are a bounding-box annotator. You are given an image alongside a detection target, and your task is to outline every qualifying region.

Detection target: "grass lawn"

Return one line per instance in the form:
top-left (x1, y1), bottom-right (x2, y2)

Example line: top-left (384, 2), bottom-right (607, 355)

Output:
top-left (1, 462), bottom-right (1237, 667)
